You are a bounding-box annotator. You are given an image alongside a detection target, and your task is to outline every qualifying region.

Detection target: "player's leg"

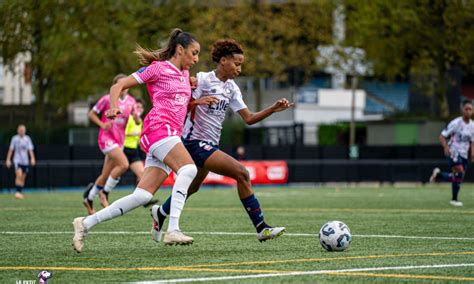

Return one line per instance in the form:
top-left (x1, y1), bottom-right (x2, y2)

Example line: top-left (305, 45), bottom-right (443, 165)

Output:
top-left (99, 147), bottom-right (130, 207)
top-left (72, 166), bottom-right (168, 253)
top-left (83, 155), bottom-right (114, 214)
top-left (151, 168), bottom-right (208, 242)
top-left (204, 150), bottom-right (286, 241)
top-left (129, 160), bottom-right (144, 182)
top-left (14, 166), bottom-right (26, 199)
top-left (449, 161), bottom-right (466, 206)
top-left (159, 138), bottom-right (197, 244)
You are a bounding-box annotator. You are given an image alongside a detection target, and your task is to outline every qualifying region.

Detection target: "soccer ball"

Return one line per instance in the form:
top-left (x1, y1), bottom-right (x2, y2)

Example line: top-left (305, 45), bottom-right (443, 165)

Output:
top-left (318, 221), bottom-right (352, 251)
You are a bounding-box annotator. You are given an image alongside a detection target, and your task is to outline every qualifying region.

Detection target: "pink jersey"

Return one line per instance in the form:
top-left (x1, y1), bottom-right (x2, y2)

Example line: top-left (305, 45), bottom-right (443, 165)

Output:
top-left (132, 61), bottom-right (191, 153)
top-left (93, 94), bottom-right (136, 152)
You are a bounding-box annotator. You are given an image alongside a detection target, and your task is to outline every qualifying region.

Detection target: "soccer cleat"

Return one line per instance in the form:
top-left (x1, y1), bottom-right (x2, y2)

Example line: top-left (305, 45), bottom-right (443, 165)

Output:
top-left (99, 190), bottom-right (109, 208)
top-left (82, 183), bottom-right (95, 215)
top-left (72, 217), bottom-right (88, 253)
top-left (450, 200), bottom-right (463, 207)
top-left (257, 226), bottom-right (286, 242)
top-left (163, 230), bottom-right (194, 245)
top-left (150, 205), bottom-right (165, 242)
top-left (429, 168), bottom-right (441, 183)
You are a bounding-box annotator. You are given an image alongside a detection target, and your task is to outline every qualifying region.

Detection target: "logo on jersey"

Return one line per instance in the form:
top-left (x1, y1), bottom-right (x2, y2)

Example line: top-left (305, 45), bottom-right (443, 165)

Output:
top-left (137, 67), bottom-right (146, 73)
top-left (207, 100), bottom-right (229, 115)
top-left (175, 93), bottom-right (187, 105)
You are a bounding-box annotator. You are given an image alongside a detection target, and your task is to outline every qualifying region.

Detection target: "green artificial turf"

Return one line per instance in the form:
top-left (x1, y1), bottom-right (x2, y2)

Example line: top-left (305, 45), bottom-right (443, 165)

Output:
top-left (0, 184), bottom-right (473, 283)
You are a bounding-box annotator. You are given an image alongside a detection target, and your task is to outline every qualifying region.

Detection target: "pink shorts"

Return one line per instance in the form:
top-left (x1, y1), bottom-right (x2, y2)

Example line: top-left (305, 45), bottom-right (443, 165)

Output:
top-left (99, 138), bottom-right (122, 154)
top-left (140, 124), bottom-right (181, 154)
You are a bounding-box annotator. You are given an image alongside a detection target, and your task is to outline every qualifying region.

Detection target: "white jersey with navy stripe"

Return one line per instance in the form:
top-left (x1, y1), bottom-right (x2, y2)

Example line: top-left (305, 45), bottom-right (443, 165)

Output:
top-left (182, 71), bottom-right (247, 145)
top-left (441, 117), bottom-right (474, 159)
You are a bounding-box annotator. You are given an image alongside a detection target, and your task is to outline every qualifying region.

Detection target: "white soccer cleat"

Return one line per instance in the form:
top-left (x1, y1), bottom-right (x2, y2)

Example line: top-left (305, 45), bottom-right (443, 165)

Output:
top-left (257, 226), bottom-right (286, 242)
top-left (150, 205), bottom-right (164, 242)
top-left (163, 230), bottom-right (194, 245)
top-left (429, 168), bottom-right (441, 183)
top-left (450, 200), bottom-right (463, 207)
top-left (72, 217), bottom-right (88, 253)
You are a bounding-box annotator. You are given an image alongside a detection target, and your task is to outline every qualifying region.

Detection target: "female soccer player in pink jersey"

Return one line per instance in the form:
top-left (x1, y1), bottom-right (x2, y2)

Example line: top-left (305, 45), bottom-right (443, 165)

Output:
top-left (150, 39), bottom-right (293, 242)
top-left (82, 74), bottom-right (138, 214)
top-left (72, 29), bottom-right (213, 252)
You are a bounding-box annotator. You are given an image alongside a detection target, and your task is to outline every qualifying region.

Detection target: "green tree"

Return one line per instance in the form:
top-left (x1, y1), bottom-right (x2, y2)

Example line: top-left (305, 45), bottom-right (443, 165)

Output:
top-left (0, 0), bottom-right (150, 125)
top-left (191, 1), bottom-right (333, 109)
top-left (345, 0), bottom-right (474, 118)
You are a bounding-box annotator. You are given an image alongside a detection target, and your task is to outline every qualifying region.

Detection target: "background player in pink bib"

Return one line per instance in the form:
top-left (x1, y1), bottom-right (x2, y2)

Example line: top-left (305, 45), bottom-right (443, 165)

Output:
top-left (72, 29), bottom-right (214, 252)
top-left (82, 74), bottom-right (138, 215)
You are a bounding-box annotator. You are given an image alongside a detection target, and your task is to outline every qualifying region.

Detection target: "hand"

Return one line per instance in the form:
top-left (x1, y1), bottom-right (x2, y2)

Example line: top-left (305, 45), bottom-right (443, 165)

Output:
top-left (190, 76), bottom-right (198, 90)
top-left (6, 160), bottom-right (11, 169)
top-left (106, 108), bottom-right (121, 119)
top-left (101, 122), bottom-right (112, 130)
top-left (195, 96), bottom-right (219, 106)
top-left (443, 146), bottom-right (450, 157)
top-left (272, 98), bottom-right (294, 112)
top-left (30, 159), bottom-right (36, 167)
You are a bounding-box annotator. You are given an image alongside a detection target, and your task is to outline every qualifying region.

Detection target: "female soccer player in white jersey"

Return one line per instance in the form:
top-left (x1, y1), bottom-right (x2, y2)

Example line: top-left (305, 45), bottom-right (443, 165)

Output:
top-left (150, 39), bottom-right (293, 242)
top-left (5, 124), bottom-right (36, 199)
top-left (429, 99), bottom-right (474, 207)
top-left (72, 29), bottom-right (216, 252)
top-left (82, 74), bottom-right (137, 215)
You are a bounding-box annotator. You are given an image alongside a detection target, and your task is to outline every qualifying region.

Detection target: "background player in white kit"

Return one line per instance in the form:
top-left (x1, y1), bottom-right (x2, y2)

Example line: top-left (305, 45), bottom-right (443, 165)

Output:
top-left (5, 124), bottom-right (36, 199)
top-left (430, 99), bottom-right (474, 206)
top-left (150, 39), bottom-right (293, 242)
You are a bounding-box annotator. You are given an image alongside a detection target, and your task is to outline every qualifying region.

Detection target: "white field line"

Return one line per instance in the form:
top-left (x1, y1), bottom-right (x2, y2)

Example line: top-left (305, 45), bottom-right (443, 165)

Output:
top-left (131, 263), bottom-right (474, 283)
top-left (1, 231), bottom-right (474, 241)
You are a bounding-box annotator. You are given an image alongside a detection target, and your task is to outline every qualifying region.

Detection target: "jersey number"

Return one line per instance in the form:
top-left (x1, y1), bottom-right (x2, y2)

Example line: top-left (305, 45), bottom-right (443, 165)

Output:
top-left (165, 124), bottom-right (177, 136)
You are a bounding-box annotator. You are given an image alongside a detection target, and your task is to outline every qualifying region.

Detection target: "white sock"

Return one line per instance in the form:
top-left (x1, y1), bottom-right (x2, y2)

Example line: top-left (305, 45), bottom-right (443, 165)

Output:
top-left (168, 164), bottom-right (197, 232)
top-left (104, 176), bottom-right (120, 193)
top-left (159, 206), bottom-right (168, 216)
top-left (87, 184), bottom-right (101, 201)
top-left (83, 188), bottom-right (152, 231)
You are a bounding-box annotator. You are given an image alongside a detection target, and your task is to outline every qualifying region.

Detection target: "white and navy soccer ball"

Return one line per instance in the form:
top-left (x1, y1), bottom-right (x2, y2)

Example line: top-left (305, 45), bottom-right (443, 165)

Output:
top-left (318, 221), bottom-right (352, 251)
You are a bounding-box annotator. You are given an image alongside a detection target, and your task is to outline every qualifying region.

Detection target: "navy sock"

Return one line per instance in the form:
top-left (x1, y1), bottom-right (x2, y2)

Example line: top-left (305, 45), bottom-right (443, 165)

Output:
top-left (438, 172), bottom-right (453, 182)
top-left (162, 195), bottom-right (172, 215)
top-left (452, 182), bottom-right (461, 201)
top-left (241, 194), bottom-right (265, 231)
top-left (15, 186), bottom-right (22, 193)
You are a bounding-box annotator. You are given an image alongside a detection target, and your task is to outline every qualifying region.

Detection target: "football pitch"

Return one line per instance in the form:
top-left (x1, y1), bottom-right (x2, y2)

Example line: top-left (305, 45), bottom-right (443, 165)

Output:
top-left (0, 184), bottom-right (473, 283)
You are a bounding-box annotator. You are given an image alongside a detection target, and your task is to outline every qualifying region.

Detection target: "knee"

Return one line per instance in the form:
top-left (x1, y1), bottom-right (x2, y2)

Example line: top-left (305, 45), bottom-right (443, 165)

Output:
top-left (235, 165), bottom-right (250, 183)
top-left (118, 161), bottom-right (129, 173)
top-left (178, 164), bottom-right (198, 179)
top-left (134, 188), bottom-right (153, 205)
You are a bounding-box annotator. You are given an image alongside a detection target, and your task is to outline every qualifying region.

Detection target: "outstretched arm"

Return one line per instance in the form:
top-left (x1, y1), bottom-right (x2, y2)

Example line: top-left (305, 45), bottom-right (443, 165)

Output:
top-left (238, 98), bottom-right (294, 125)
top-left (107, 76), bottom-right (140, 119)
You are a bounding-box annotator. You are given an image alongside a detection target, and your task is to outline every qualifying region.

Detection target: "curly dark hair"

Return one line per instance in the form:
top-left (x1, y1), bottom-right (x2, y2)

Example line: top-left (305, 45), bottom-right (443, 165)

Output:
top-left (211, 39), bottom-right (244, 63)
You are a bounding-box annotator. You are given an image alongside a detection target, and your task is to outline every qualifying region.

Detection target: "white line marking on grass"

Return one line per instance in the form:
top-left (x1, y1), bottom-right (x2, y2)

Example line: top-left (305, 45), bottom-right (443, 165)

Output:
top-left (132, 263), bottom-right (474, 283)
top-left (1, 231), bottom-right (474, 241)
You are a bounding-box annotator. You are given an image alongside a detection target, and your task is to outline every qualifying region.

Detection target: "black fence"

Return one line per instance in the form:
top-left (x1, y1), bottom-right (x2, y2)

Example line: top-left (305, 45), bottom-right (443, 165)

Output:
top-left (0, 144), bottom-right (446, 161)
top-left (0, 159), bottom-right (462, 189)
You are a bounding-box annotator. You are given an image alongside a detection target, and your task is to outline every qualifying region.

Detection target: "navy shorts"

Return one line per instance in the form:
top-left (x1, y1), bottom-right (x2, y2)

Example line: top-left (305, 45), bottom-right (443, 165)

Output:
top-left (183, 139), bottom-right (219, 168)
top-left (15, 164), bottom-right (29, 174)
top-left (124, 147), bottom-right (142, 164)
top-left (448, 154), bottom-right (468, 171)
